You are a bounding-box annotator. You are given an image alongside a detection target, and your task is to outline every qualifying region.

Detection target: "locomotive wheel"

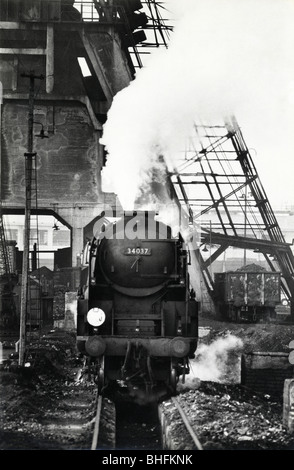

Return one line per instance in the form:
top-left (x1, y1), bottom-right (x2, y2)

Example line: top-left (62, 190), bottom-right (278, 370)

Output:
top-left (97, 356), bottom-right (105, 394)
top-left (170, 367), bottom-right (177, 395)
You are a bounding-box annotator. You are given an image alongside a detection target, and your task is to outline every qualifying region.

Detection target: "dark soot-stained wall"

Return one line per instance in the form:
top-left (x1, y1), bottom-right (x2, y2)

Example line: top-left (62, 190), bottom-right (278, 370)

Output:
top-left (1, 101), bottom-right (102, 205)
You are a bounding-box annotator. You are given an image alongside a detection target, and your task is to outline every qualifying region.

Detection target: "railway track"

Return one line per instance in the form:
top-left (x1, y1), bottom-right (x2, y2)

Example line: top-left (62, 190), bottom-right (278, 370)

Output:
top-left (91, 394), bottom-right (116, 450)
top-left (44, 389), bottom-right (203, 451)
top-left (38, 382), bottom-right (99, 449)
top-left (30, 379), bottom-right (115, 450)
top-left (97, 393), bottom-right (203, 451)
top-left (1, 348), bottom-right (201, 450)
top-left (115, 400), bottom-right (162, 450)
top-left (91, 395), bottom-right (103, 449)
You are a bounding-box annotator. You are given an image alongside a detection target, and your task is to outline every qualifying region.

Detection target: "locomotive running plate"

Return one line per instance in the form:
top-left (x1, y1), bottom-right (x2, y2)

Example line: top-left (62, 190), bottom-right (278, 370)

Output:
top-left (124, 247), bottom-right (152, 255)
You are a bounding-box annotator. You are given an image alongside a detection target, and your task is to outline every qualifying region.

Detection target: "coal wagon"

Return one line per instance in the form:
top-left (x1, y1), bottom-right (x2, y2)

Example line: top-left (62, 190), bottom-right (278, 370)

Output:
top-left (214, 266), bottom-right (281, 322)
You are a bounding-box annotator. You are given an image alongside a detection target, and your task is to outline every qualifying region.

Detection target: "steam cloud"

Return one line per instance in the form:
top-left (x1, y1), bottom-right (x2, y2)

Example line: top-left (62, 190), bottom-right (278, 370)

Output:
top-left (187, 334), bottom-right (243, 385)
top-left (101, 0), bottom-right (294, 209)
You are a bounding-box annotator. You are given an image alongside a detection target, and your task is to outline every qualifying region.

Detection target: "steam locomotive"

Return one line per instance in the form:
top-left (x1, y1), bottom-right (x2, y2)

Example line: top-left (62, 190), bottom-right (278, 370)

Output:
top-left (76, 211), bottom-right (198, 400)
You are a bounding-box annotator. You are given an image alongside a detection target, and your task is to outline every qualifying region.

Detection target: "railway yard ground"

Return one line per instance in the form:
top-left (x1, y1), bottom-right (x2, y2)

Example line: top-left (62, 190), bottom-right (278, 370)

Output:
top-left (1, 314), bottom-right (294, 451)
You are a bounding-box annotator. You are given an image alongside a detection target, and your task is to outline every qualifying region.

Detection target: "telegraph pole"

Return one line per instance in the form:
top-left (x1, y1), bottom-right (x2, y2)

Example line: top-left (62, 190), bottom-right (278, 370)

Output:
top-left (19, 72), bottom-right (43, 367)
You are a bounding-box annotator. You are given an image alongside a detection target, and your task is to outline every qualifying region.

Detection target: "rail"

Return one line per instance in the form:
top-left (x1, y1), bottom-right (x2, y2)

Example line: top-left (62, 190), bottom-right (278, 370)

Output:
top-left (171, 397), bottom-right (203, 450)
top-left (91, 394), bottom-right (103, 450)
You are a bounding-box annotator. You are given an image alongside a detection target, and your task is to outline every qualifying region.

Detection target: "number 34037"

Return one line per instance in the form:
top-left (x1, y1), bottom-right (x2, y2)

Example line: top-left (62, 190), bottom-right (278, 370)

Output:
top-left (125, 247), bottom-right (151, 256)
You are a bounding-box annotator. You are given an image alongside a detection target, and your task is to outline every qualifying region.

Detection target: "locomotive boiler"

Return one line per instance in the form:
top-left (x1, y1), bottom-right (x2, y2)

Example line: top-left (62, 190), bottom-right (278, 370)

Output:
top-left (76, 211), bottom-right (198, 399)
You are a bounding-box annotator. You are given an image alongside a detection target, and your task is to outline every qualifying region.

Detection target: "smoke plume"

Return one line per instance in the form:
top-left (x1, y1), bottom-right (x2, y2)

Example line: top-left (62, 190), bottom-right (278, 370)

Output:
top-left (101, 0), bottom-right (294, 209)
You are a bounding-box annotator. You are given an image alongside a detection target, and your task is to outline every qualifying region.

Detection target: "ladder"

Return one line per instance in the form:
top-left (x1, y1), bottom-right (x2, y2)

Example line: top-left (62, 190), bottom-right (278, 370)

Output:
top-left (0, 207), bottom-right (12, 277)
top-left (0, 203), bottom-right (17, 326)
top-left (26, 152), bottom-right (42, 329)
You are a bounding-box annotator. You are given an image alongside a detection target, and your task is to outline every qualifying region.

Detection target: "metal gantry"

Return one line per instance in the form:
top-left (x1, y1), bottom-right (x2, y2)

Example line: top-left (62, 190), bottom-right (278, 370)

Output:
top-left (75, 0), bottom-right (173, 68)
top-left (0, 0), bottom-right (173, 69)
top-left (170, 116), bottom-right (294, 318)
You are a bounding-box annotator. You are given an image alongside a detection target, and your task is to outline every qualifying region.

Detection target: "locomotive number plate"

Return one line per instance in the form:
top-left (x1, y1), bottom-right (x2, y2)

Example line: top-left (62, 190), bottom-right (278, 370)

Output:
top-left (125, 247), bottom-right (152, 255)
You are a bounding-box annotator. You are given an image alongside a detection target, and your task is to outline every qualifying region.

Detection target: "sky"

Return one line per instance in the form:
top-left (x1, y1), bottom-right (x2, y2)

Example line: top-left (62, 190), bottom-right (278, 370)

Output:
top-left (101, 0), bottom-right (294, 210)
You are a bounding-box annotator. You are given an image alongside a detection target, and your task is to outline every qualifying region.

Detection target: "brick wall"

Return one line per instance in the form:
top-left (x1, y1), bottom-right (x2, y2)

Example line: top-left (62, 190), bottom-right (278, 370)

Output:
top-left (241, 352), bottom-right (294, 397)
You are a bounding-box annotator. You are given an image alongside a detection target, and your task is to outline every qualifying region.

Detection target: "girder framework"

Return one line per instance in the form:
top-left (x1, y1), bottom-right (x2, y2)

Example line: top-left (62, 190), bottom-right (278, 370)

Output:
top-left (75, 1), bottom-right (173, 68)
top-left (0, 1), bottom-right (172, 70)
top-left (170, 116), bottom-right (294, 316)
